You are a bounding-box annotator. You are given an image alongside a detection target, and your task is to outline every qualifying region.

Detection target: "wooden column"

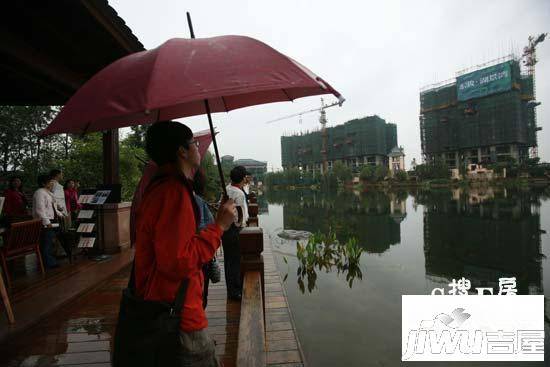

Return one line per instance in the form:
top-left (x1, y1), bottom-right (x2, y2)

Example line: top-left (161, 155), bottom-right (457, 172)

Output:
top-left (102, 129), bottom-right (120, 185)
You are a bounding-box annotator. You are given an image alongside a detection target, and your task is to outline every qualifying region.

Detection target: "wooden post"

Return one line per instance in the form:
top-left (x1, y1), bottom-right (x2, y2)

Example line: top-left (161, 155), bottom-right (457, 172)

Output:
top-left (247, 192), bottom-right (259, 227)
top-left (238, 212), bottom-right (266, 366)
top-left (247, 204), bottom-right (259, 227)
top-left (102, 129), bottom-right (120, 185)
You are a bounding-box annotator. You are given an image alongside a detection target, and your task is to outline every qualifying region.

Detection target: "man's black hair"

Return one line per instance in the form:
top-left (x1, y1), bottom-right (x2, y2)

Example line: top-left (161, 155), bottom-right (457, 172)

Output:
top-left (49, 169), bottom-right (62, 179)
top-left (145, 120), bottom-right (193, 165)
top-left (230, 166), bottom-right (247, 184)
top-left (37, 174), bottom-right (51, 187)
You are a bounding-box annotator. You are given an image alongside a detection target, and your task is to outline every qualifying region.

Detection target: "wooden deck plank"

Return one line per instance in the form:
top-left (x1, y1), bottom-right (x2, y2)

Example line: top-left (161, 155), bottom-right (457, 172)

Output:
top-left (0, 231), bottom-right (304, 366)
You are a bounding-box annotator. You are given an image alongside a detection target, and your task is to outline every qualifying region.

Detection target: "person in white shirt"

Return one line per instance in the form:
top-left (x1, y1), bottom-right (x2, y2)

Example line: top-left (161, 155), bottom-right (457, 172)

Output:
top-left (49, 169), bottom-right (68, 218)
top-left (33, 175), bottom-right (63, 268)
top-left (222, 166), bottom-right (250, 300)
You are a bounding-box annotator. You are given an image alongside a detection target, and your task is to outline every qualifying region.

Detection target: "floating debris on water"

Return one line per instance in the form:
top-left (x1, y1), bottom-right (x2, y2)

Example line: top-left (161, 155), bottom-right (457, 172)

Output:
top-left (277, 229), bottom-right (312, 240)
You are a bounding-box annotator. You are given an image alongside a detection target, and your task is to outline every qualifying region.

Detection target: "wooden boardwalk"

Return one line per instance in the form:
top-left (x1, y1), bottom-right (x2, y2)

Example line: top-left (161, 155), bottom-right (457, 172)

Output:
top-left (208, 236), bottom-right (305, 366)
top-left (0, 236), bottom-right (304, 366)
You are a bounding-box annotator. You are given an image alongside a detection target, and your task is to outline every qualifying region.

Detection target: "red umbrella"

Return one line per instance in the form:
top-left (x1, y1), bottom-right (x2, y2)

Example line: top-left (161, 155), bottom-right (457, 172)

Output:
top-left (42, 16), bottom-right (343, 194)
top-left (42, 36), bottom-right (342, 135)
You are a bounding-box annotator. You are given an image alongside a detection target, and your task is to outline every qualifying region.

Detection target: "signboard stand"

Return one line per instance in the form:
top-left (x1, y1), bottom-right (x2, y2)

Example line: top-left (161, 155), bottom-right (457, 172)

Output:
top-left (75, 190), bottom-right (111, 262)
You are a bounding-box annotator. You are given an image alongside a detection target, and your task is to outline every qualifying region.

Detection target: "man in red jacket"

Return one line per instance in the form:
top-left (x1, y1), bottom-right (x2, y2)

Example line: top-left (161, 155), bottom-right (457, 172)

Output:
top-left (134, 120), bottom-right (235, 366)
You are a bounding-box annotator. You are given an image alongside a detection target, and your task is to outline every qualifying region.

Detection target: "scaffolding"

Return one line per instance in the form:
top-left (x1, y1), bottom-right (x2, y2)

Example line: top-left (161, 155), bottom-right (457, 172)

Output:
top-left (420, 59), bottom-right (537, 162)
top-left (281, 116), bottom-right (397, 168)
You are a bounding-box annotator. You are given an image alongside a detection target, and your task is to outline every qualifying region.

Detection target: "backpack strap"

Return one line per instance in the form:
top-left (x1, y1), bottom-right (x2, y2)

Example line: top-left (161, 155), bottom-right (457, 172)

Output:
top-left (127, 260), bottom-right (136, 289)
top-left (171, 278), bottom-right (190, 315)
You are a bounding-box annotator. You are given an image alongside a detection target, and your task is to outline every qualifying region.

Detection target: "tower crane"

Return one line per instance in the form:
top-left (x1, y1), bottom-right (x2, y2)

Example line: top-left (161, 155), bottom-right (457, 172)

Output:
top-left (265, 97), bottom-right (345, 173)
top-left (522, 33), bottom-right (547, 159)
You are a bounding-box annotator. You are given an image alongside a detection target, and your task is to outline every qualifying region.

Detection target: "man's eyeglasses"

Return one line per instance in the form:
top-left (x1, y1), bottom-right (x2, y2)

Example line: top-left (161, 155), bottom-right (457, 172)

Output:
top-left (189, 139), bottom-right (200, 148)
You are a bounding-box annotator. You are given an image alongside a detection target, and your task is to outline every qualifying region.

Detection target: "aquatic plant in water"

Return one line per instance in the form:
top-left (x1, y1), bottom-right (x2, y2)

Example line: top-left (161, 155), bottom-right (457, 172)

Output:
top-left (291, 230), bottom-right (363, 293)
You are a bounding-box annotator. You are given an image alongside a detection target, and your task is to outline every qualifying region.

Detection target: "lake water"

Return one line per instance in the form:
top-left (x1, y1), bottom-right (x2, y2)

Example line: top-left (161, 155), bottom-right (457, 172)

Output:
top-left (257, 186), bottom-right (550, 366)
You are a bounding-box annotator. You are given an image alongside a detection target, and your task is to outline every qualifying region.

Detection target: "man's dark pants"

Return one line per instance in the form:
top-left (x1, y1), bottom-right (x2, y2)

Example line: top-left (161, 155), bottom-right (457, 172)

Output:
top-left (40, 227), bottom-right (58, 268)
top-left (221, 224), bottom-right (241, 297)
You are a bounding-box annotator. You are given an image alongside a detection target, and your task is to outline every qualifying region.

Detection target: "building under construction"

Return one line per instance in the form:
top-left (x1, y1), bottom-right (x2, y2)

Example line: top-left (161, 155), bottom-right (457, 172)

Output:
top-left (420, 56), bottom-right (541, 167)
top-left (281, 115), bottom-right (397, 173)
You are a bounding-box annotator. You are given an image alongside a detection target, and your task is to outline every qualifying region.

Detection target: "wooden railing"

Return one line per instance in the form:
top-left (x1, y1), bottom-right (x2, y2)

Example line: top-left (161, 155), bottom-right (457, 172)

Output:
top-left (237, 193), bottom-right (266, 367)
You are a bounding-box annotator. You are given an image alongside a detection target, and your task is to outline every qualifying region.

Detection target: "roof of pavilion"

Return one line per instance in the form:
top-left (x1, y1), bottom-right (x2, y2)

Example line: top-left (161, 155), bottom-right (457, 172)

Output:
top-left (0, 0), bottom-right (144, 105)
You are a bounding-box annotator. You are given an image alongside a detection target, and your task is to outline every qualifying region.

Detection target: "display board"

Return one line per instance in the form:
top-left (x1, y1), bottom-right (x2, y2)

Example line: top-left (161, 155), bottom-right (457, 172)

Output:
top-left (90, 190), bottom-right (111, 205)
top-left (77, 210), bottom-right (94, 219)
top-left (78, 237), bottom-right (96, 248)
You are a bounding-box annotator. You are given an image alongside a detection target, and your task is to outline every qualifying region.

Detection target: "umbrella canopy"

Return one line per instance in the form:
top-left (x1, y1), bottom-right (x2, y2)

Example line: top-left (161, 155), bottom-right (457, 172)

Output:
top-left (42, 36), bottom-right (342, 136)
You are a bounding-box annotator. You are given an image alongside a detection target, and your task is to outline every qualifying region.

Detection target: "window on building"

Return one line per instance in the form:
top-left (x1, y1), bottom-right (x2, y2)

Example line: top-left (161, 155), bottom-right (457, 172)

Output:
top-left (496, 146), bottom-right (510, 154)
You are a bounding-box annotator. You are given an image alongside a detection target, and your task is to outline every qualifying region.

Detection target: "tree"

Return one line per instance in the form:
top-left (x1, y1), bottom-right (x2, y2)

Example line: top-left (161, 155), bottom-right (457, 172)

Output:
top-left (200, 150), bottom-right (224, 201)
top-left (285, 168), bottom-right (301, 184)
top-left (332, 161), bottom-right (352, 183)
top-left (0, 105), bottom-right (62, 172)
top-left (320, 172), bottom-right (338, 191)
top-left (394, 170), bottom-right (408, 182)
top-left (359, 165), bottom-right (376, 182)
top-left (374, 165), bottom-right (388, 181)
top-left (415, 159), bottom-right (450, 180)
top-left (125, 124), bottom-right (148, 150)
top-left (56, 133), bottom-right (146, 201)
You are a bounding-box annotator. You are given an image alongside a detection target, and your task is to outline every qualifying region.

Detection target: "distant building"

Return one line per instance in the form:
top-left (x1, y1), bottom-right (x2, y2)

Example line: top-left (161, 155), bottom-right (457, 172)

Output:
top-left (221, 155), bottom-right (234, 164)
top-left (233, 158), bottom-right (267, 178)
top-left (419, 58), bottom-right (539, 167)
top-left (281, 115), bottom-right (398, 173)
top-left (388, 146), bottom-right (405, 173)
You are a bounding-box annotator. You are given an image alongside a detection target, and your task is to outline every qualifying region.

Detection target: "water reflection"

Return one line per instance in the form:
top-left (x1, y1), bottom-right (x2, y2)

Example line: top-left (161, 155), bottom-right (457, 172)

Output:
top-left (413, 187), bottom-right (544, 295)
top-left (259, 186), bottom-right (550, 366)
top-left (265, 189), bottom-right (407, 254)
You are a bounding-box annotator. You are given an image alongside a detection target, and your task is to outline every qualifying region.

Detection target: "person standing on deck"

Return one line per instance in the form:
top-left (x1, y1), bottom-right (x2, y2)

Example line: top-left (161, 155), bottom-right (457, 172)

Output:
top-left (222, 165), bottom-right (249, 300)
top-left (134, 120), bottom-right (235, 366)
top-left (2, 176), bottom-right (29, 221)
top-left (49, 169), bottom-right (68, 217)
top-left (64, 179), bottom-right (82, 220)
top-left (32, 175), bottom-right (63, 269)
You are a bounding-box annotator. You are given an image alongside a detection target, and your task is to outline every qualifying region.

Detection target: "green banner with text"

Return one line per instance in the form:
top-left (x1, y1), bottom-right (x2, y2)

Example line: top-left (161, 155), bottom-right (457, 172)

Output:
top-left (457, 62), bottom-right (512, 101)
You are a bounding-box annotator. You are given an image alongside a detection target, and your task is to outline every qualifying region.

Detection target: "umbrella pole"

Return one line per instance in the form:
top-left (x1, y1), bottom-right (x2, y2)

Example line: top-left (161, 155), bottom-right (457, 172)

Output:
top-left (187, 12), bottom-right (228, 198)
top-left (204, 100), bottom-right (228, 198)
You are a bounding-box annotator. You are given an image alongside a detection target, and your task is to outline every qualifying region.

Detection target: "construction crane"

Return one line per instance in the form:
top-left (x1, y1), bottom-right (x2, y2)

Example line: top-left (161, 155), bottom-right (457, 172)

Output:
top-left (265, 96), bottom-right (345, 124)
top-left (522, 33), bottom-right (547, 159)
top-left (265, 96), bottom-right (345, 173)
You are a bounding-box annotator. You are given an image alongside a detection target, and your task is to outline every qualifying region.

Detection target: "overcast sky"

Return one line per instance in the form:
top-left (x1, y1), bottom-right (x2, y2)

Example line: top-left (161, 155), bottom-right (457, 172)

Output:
top-left (110, 0), bottom-right (549, 170)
